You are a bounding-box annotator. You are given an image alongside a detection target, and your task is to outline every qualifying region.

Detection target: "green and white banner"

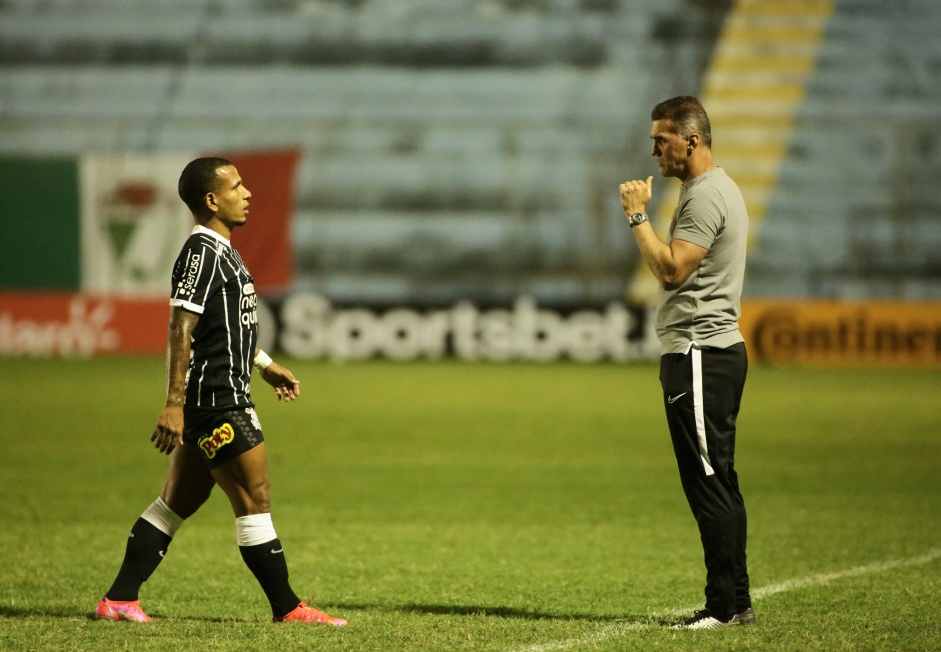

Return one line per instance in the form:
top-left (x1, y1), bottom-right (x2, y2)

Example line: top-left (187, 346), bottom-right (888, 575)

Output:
top-left (79, 154), bottom-right (197, 296)
top-left (2, 150), bottom-right (296, 296)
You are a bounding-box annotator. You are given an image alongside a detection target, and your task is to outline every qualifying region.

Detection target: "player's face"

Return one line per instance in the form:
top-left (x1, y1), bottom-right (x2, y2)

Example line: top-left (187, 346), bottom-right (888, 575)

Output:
top-left (650, 120), bottom-right (689, 179)
top-left (211, 165), bottom-right (252, 228)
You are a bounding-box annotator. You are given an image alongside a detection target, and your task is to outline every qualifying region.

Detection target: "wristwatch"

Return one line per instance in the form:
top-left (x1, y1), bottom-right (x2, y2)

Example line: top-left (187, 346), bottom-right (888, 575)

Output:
top-left (628, 212), bottom-right (649, 228)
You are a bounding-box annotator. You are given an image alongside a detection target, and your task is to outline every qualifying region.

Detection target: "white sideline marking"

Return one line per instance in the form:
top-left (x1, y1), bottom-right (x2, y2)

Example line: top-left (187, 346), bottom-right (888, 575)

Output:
top-left (513, 549), bottom-right (941, 652)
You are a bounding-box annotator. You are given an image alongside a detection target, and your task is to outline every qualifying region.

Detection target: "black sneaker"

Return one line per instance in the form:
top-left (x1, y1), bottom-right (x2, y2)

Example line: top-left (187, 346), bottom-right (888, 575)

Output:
top-left (730, 607), bottom-right (757, 626)
top-left (671, 610), bottom-right (735, 629)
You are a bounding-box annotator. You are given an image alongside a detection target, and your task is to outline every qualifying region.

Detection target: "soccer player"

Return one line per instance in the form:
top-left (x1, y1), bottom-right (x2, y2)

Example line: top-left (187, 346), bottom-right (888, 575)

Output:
top-left (95, 157), bottom-right (346, 626)
top-left (618, 97), bottom-right (755, 629)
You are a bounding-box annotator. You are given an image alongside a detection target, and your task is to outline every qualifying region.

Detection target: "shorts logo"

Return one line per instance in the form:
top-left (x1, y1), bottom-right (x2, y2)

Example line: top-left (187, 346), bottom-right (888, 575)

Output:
top-left (245, 407), bottom-right (262, 431)
top-left (199, 423), bottom-right (235, 459)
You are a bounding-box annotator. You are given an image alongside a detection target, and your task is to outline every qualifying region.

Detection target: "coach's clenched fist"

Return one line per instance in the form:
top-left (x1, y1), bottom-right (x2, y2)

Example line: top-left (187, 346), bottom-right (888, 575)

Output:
top-left (619, 175), bottom-right (653, 217)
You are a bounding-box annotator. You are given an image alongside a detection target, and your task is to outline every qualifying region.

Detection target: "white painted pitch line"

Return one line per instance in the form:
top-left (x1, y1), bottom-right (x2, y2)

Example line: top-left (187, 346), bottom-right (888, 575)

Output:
top-left (513, 549), bottom-right (941, 652)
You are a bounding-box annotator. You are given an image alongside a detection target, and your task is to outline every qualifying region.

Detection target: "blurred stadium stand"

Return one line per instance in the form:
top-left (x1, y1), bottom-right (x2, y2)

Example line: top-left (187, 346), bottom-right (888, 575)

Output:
top-left (0, 0), bottom-right (938, 305)
top-left (749, 0), bottom-right (941, 301)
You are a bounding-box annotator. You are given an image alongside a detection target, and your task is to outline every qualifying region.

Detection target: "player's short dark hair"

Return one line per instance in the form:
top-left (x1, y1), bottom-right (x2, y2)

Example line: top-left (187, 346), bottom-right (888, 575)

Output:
top-left (651, 96), bottom-right (712, 148)
top-left (178, 157), bottom-right (233, 214)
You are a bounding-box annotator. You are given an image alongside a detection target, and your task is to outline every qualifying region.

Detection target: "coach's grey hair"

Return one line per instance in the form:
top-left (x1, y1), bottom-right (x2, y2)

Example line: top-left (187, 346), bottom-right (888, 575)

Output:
top-left (651, 96), bottom-right (712, 148)
top-left (178, 157), bottom-right (233, 214)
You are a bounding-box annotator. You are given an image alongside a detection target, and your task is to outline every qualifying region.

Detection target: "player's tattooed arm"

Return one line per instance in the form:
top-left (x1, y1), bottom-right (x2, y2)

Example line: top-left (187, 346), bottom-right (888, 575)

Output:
top-left (152, 307), bottom-right (200, 454)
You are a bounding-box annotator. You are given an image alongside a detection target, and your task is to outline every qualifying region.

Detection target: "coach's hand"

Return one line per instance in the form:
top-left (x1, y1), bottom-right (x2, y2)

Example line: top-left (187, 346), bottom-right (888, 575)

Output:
top-left (619, 176), bottom-right (653, 216)
top-left (261, 362), bottom-right (301, 402)
top-left (152, 404), bottom-right (184, 455)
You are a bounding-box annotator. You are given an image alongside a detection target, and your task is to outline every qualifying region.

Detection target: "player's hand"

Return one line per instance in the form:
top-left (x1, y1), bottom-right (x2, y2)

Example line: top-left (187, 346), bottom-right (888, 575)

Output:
top-left (152, 405), bottom-right (184, 455)
top-left (261, 362), bottom-right (301, 402)
top-left (619, 176), bottom-right (653, 216)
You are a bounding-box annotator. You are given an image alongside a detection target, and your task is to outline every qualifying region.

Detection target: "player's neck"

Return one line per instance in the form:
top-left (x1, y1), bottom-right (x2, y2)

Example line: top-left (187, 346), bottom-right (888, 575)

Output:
top-left (200, 217), bottom-right (233, 242)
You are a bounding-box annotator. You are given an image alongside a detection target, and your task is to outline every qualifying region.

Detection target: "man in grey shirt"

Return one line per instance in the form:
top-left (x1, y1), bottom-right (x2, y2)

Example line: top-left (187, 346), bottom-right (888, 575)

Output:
top-left (619, 96), bottom-right (755, 630)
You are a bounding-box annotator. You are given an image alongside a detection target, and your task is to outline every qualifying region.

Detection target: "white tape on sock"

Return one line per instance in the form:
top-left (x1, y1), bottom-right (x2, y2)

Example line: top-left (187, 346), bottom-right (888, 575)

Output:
top-left (235, 513), bottom-right (278, 547)
top-left (141, 496), bottom-right (185, 537)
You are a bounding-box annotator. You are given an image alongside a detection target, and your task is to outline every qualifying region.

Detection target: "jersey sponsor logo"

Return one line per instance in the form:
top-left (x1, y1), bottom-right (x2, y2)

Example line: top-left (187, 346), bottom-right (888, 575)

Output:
top-left (240, 282), bottom-right (258, 328)
top-left (199, 423), bottom-right (235, 459)
top-left (177, 252), bottom-right (201, 298)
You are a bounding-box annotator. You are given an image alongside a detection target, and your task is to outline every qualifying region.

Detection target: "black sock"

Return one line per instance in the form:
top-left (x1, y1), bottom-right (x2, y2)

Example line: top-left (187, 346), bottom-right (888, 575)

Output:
top-left (239, 538), bottom-right (301, 618)
top-left (105, 518), bottom-right (172, 601)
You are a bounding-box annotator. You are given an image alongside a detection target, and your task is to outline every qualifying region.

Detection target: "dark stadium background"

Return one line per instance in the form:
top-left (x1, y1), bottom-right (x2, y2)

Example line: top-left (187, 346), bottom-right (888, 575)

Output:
top-left (1, 0), bottom-right (939, 365)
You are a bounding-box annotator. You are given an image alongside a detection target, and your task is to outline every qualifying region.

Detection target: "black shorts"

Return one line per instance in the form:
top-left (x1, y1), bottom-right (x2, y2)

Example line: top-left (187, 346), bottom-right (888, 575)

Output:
top-left (183, 406), bottom-right (265, 469)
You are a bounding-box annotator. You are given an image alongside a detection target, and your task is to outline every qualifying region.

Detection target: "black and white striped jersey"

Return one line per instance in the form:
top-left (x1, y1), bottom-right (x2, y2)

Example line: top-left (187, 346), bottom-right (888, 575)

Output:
top-left (169, 225), bottom-right (259, 409)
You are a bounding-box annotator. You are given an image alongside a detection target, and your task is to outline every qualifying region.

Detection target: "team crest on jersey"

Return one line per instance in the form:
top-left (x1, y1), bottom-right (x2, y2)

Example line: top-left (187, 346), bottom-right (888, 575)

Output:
top-left (245, 407), bottom-right (262, 431)
top-left (199, 423), bottom-right (235, 459)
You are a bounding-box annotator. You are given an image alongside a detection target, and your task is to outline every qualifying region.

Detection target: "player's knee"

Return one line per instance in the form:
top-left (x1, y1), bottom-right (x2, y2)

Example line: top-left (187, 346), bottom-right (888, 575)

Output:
top-left (162, 482), bottom-right (213, 519)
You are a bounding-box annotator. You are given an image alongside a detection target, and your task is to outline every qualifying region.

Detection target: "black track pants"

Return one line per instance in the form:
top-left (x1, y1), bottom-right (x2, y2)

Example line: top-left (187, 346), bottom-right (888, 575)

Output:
top-left (659, 342), bottom-right (751, 619)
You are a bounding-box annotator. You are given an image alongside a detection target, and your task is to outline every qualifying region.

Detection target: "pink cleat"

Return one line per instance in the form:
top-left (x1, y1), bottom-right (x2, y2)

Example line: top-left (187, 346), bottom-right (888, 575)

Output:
top-left (274, 598), bottom-right (347, 626)
top-left (95, 597), bottom-right (151, 622)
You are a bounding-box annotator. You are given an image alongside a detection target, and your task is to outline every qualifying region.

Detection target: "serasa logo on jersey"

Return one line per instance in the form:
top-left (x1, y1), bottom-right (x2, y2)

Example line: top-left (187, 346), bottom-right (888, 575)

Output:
top-left (241, 282), bottom-right (258, 328)
top-left (177, 253), bottom-right (201, 297)
top-left (199, 423), bottom-right (235, 459)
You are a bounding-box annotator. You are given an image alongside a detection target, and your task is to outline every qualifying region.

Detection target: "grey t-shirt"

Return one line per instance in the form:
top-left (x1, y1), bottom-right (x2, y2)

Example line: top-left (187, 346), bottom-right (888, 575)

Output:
top-left (656, 167), bottom-right (748, 354)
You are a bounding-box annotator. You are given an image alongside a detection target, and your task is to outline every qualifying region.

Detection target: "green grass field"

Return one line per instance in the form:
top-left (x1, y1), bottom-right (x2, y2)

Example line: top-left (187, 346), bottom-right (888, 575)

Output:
top-left (1, 358), bottom-right (939, 651)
